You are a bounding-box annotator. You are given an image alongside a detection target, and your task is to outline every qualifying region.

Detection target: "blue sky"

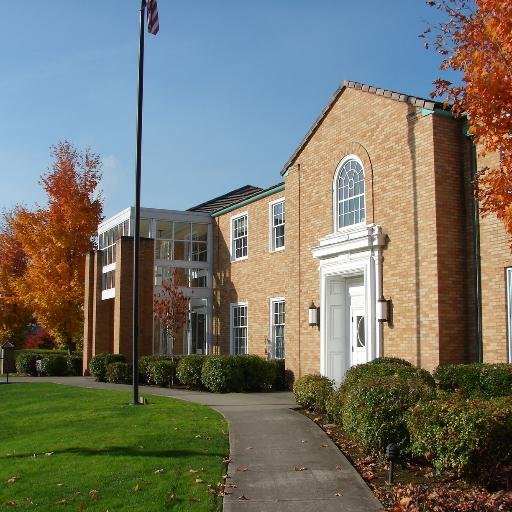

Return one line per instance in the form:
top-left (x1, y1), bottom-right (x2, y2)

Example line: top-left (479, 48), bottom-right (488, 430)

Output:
top-left (0, 1), bottom-right (454, 219)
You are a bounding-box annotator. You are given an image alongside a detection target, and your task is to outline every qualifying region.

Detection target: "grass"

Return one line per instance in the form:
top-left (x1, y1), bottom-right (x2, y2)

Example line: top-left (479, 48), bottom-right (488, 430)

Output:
top-left (0, 383), bottom-right (229, 511)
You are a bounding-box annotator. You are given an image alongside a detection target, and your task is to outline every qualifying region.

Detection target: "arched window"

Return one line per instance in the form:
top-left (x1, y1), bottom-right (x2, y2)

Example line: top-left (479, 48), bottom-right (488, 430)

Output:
top-left (335, 157), bottom-right (365, 228)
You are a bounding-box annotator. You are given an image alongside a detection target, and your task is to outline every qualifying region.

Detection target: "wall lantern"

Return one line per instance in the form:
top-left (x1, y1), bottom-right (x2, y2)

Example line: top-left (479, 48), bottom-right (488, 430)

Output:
top-left (308, 302), bottom-right (319, 326)
top-left (377, 298), bottom-right (390, 323)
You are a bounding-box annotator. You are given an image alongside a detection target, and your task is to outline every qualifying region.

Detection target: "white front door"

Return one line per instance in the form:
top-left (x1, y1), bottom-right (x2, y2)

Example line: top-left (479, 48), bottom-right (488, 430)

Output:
top-left (348, 282), bottom-right (367, 366)
top-left (325, 276), bottom-right (366, 383)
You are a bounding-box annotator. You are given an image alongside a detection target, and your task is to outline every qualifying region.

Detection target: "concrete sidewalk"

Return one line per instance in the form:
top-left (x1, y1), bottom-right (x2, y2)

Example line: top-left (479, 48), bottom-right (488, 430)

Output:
top-left (9, 377), bottom-right (383, 512)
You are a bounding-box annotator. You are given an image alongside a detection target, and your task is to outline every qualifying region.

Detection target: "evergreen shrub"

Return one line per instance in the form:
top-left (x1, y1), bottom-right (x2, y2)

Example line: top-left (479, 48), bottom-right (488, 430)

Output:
top-left (106, 362), bottom-right (133, 384)
top-left (176, 355), bottom-right (205, 389)
top-left (89, 353), bottom-right (126, 382)
top-left (293, 374), bottom-right (333, 413)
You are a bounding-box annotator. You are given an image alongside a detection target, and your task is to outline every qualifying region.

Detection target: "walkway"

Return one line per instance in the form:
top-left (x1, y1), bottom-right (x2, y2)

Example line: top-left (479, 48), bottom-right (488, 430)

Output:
top-left (9, 376), bottom-right (382, 512)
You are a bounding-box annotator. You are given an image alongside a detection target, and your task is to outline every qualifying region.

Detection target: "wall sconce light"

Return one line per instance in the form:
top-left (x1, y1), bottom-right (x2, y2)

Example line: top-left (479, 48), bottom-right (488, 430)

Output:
top-left (377, 298), bottom-right (390, 323)
top-left (308, 301), bottom-right (319, 326)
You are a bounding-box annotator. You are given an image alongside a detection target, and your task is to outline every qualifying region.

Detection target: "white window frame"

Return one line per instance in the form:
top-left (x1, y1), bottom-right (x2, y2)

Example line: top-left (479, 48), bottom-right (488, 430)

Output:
top-left (332, 154), bottom-right (366, 232)
top-left (269, 297), bottom-right (285, 359)
top-left (230, 212), bottom-right (248, 261)
top-left (507, 268), bottom-right (512, 363)
top-left (269, 198), bottom-right (285, 252)
top-left (230, 302), bottom-right (248, 355)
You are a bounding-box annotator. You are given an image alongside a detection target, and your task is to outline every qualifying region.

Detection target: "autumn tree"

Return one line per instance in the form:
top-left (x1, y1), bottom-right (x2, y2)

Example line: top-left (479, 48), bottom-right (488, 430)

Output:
top-left (9, 141), bottom-right (103, 351)
top-left (0, 212), bottom-right (32, 347)
top-left (425, 0), bottom-right (512, 245)
top-left (153, 269), bottom-right (189, 356)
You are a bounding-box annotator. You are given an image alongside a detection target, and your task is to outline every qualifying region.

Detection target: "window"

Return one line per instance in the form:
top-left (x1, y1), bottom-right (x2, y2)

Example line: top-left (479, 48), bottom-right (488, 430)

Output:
top-left (231, 303), bottom-right (248, 354)
top-left (335, 157), bottom-right (365, 229)
top-left (154, 221), bottom-right (209, 262)
top-left (270, 199), bottom-right (285, 251)
top-left (98, 219), bottom-right (130, 266)
top-left (231, 214), bottom-right (248, 260)
top-left (102, 270), bottom-right (115, 291)
top-left (270, 299), bottom-right (285, 359)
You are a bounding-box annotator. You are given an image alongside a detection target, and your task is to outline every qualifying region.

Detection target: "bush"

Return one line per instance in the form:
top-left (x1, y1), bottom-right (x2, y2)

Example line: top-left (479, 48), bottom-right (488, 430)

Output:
top-left (266, 359), bottom-right (287, 390)
top-left (24, 328), bottom-right (55, 350)
top-left (148, 359), bottom-right (178, 387)
top-left (67, 353), bottom-right (83, 376)
top-left (201, 355), bottom-right (243, 393)
top-left (293, 374), bottom-right (333, 413)
top-left (343, 360), bottom-right (435, 389)
top-left (138, 355), bottom-right (156, 384)
top-left (176, 355), bottom-right (205, 389)
top-left (407, 396), bottom-right (512, 482)
top-left (89, 353), bottom-right (126, 382)
top-left (234, 355), bottom-right (277, 391)
top-left (15, 351), bottom-right (40, 376)
top-left (106, 362), bottom-right (133, 384)
top-left (434, 363), bottom-right (512, 399)
top-left (40, 354), bottom-right (69, 376)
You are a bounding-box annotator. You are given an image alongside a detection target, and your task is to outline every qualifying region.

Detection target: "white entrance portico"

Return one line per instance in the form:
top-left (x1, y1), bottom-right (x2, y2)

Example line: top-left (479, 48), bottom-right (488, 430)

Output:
top-left (312, 224), bottom-right (386, 385)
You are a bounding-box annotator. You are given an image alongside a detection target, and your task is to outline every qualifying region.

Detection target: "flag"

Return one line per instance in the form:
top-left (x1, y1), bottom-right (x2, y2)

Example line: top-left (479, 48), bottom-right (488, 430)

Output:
top-left (147, 0), bottom-right (159, 35)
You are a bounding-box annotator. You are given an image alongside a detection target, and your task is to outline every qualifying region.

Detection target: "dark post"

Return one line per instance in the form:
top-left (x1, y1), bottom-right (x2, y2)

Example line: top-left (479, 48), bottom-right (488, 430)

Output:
top-left (132, 0), bottom-right (146, 405)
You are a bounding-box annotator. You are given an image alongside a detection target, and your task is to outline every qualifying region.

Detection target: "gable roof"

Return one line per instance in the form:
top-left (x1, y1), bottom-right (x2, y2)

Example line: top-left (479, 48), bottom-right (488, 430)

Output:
top-left (280, 80), bottom-right (450, 175)
top-left (188, 185), bottom-right (264, 214)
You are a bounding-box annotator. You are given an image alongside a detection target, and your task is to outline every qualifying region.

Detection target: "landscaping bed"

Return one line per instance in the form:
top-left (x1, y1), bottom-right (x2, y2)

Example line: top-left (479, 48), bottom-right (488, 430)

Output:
top-left (294, 360), bottom-right (512, 512)
top-left (0, 383), bottom-right (229, 511)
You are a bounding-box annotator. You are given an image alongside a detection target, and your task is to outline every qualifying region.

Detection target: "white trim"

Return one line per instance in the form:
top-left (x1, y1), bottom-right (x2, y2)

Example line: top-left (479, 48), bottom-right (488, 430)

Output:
top-left (102, 262), bottom-right (116, 273)
top-left (268, 197), bottom-right (286, 253)
top-left (332, 154), bottom-right (365, 233)
top-left (101, 288), bottom-right (115, 300)
top-left (230, 302), bottom-right (248, 355)
top-left (313, 223), bottom-right (386, 381)
top-left (507, 268), bottom-right (512, 363)
top-left (269, 297), bottom-right (286, 359)
top-left (230, 211), bottom-right (249, 262)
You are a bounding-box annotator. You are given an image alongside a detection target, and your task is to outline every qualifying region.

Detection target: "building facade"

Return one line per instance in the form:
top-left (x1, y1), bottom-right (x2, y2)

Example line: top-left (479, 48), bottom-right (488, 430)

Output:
top-left (83, 81), bottom-right (512, 383)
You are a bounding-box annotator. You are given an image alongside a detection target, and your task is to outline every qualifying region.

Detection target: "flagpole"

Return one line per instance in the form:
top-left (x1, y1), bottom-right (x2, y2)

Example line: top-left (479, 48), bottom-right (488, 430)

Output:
top-left (132, 0), bottom-right (146, 405)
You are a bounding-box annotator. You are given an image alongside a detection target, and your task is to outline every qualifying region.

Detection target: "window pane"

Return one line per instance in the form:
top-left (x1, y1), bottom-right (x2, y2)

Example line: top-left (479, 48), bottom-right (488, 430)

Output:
top-left (192, 223), bottom-right (208, 242)
top-left (139, 218), bottom-right (150, 237)
top-left (156, 220), bottom-right (172, 239)
top-left (174, 222), bottom-right (191, 241)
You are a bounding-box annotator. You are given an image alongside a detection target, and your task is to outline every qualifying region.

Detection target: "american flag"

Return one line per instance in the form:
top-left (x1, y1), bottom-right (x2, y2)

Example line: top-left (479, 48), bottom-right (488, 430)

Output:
top-left (147, 0), bottom-right (159, 35)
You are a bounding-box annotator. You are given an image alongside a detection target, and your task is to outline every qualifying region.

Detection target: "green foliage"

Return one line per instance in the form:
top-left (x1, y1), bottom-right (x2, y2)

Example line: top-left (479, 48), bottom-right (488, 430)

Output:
top-left (40, 354), bottom-right (68, 376)
top-left (201, 355), bottom-right (244, 393)
top-left (234, 354), bottom-right (277, 391)
top-left (293, 374), bottom-right (333, 413)
top-left (265, 358), bottom-right (287, 390)
top-left (148, 358), bottom-right (178, 387)
top-left (138, 355), bottom-right (155, 384)
top-left (176, 355), bottom-right (206, 389)
top-left (343, 360), bottom-right (435, 389)
top-left (89, 353), bottom-right (126, 382)
top-left (326, 386), bottom-right (345, 426)
top-left (366, 356), bottom-right (413, 367)
top-left (67, 353), bottom-right (83, 376)
top-left (407, 396), bottom-right (512, 482)
top-left (339, 375), bottom-right (435, 453)
top-left (106, 362), bottom-right (133, 384)
top-left (15, 351), bottom-right (39, 375)
top-left (434, 363), bottom-right (512, 399)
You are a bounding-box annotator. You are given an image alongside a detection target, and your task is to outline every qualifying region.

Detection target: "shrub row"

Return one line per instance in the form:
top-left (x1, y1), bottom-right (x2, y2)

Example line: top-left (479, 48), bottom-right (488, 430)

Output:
top-left (15, 351), bottom-right (83, 376)
top-left (434, 363), bottom-right (512, 399)
top-left (89, 353), bottom-right (287, 393)
top-left (293, 358), bottom-right (512, 482)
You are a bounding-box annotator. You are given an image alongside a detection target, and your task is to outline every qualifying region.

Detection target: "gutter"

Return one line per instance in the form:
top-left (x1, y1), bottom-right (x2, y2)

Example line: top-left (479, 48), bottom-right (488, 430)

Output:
top-left (211, 184), bottom-right (285, 218)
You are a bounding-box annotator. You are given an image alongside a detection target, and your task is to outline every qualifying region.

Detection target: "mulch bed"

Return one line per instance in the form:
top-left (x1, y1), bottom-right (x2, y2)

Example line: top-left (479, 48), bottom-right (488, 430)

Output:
top-left (303, 411), bottom-right (512, 512)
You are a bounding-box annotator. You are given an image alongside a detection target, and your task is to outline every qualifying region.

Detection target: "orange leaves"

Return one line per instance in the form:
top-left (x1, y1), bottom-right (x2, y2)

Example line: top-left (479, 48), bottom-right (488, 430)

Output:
top-left (427, 1), bottom-right (512, 246)
top-left (6, 141), bottom-right (103, 348)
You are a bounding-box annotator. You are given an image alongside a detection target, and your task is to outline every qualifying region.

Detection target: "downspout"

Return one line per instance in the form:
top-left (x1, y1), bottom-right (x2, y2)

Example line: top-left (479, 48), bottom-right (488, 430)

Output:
top-left (298, 162), bottom-right (302, 378)
top-left (468, 136), bottom-right (483, 362)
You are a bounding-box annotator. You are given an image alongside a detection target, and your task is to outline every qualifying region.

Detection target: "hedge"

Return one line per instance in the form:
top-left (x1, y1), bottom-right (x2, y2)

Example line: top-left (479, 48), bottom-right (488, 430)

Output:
top-left (343, 358), bottom-right (436, 389)
top-left (15, 352), bottom-right (40, 376)
top-left (40, 354), bottom-right (69, 376)
top-left (434, 363), bottom-right (512, 399)
top-left (407, 396), bottom-right (512, 482)
top-left (201, 355), bottom-right (243, 392)
top-left (106, 362), bottom-right (133, 384)
top-left (176, 355), bottom-right (205, 389)
top-left (293, 374), bottom-right (333, 413)
top-left (15, 350), bottom-right (81, 376)
top-left (331, 374), bottom-right (435, 453)
top-left (148, 358), bottom-right (179, 387)
top-left (89, 353), bottom-right (126, 382)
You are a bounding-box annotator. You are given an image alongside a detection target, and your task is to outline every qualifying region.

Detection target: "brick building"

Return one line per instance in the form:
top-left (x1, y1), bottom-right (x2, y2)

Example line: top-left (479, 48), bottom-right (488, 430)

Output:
top-left (83, 81), bottom-right (512, 382)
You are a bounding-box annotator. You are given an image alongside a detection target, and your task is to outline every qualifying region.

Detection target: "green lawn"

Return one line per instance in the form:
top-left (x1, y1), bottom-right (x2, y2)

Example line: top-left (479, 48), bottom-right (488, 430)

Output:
top-left (0, 383), bottom-right (229, 511)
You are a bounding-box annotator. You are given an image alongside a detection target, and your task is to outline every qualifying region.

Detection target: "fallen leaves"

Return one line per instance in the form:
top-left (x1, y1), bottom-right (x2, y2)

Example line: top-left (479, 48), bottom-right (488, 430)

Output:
top-left (6, 476), bottom-right (19, 484)
top-left (236, 466), bottom-right (249, 472)
top-left (88, 490), bottom-right (99, 501)
top-left (154, 468), bottom-right (165, 474)
top-left (238, 495), bottom-right (249, 500)
top-left (5, 500), bottom-right (17, 507)
top-left (294, 466), bottom-right (307, 471)
top-left (195, 478), bottom-right (204, 484)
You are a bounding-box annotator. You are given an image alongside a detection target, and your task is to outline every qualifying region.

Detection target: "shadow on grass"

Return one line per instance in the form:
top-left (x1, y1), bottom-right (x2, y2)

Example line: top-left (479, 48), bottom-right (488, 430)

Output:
top-left (1, 447), bottom-right (225, 459)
